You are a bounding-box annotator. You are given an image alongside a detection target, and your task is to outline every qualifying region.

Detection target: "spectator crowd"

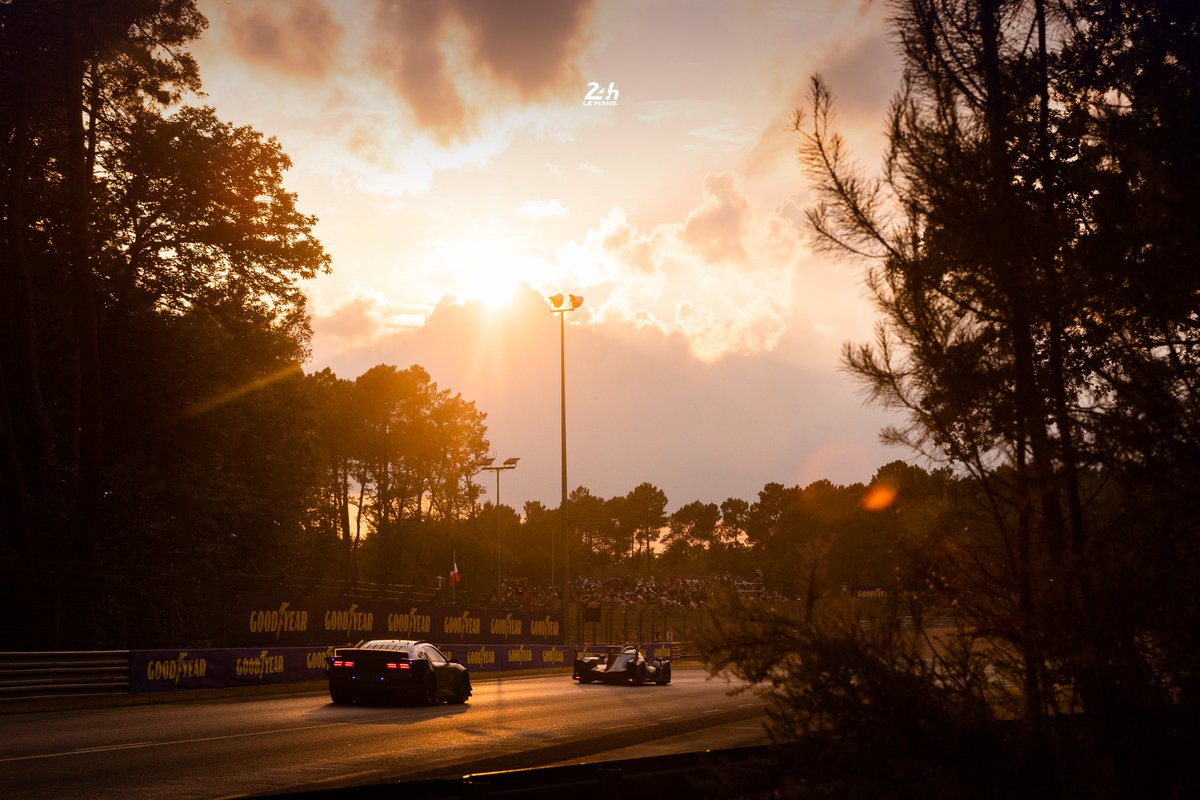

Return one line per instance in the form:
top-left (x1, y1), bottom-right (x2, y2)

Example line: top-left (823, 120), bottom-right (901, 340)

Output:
top-left (483, 573), bottom-right (786, 610)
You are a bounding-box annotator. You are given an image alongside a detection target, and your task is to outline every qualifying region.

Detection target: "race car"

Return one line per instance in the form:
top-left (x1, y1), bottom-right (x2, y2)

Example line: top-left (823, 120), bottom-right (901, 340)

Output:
top-left (572, 644), bottom-right (671, 685)
top-left (326, 639), bottom-right (472, 705)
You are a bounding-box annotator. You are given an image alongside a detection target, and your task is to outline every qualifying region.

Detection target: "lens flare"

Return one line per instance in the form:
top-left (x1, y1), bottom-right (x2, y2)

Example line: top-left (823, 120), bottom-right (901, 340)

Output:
top-left (860, 482), bottom-right (898, 512)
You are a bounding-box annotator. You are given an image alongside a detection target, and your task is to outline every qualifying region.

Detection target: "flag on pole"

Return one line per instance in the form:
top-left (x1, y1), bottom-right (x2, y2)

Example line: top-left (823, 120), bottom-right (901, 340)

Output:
top-left (449, 556), bottom-right (460, 586)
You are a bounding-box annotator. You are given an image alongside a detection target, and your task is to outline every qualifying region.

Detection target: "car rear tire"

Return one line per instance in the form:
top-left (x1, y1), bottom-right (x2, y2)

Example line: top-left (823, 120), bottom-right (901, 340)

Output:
top-left (452, 675), bottom-right (471, 704)
top-left (330, 685), bottom-right (354, 705)
top-left (423, 671), bottom-right (439, 706)
top-left (656, 662), bottom-right (671, 685)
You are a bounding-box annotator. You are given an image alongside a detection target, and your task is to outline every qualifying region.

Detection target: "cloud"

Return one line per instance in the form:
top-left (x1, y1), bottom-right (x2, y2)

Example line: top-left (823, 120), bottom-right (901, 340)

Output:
top-left (456, 0), bottom-right (594, 100)
top-left (198, 0), bottom-right (601, 203)
top-left (370, 2), bottom-right (470, 140)
top-left (688, 123), bottom-right (758, 149)
top-left (368, 0), bottom-right (595, 143)
top-left (516, 199), bottom-right (569, 219)
top-left (556, 174), bottom-right (799, 363)
top-left (313, 289), bottom-right (429, 355)
top-left (814, 22), bottom-right (900, 127)
top-left (224, 0), bottom-right (344, 78)
top-left (681, 173), bottom-right (750, 262)
top-left (307, 171), bottom-right (867, 374)
top-left (750, 1), bottom-right (899, 179)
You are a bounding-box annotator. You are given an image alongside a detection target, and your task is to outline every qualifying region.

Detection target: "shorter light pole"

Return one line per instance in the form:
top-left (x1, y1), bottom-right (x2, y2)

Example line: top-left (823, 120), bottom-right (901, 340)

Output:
top-left (478, 456), bottom-right (519, 599)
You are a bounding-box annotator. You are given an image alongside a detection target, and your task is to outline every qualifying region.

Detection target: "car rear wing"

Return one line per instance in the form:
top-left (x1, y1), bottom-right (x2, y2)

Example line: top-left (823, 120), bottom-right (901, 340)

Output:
top-left (573, 644), bottom-right (637, 659)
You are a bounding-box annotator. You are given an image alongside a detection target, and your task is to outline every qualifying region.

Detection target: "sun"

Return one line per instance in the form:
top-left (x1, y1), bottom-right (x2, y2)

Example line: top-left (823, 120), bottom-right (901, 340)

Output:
top-left (440, 240), bottom-right (547, 310)
top-left (451, 263), bottom-right (520, 309)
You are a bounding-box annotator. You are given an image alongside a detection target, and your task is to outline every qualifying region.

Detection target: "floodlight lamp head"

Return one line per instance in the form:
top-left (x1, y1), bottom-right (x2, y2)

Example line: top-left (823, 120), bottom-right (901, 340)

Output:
top-left (502, 457), bottom-right (521, 466)
top-left (479, 457), bottom-right (495, 468)
top-left (549, 293), bottom-right (564, 309)
top-left (569, 294), bottom-right (584, 310)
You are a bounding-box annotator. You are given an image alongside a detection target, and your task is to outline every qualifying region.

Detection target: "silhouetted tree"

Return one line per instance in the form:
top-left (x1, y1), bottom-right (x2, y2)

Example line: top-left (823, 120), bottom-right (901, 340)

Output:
top-left (565, 486), bottom-right (612, 573)
top-left (703, 0), bottom-right (1200, 795)
top-left (511, 500), bottom-right (554, 583)
top-left (663, 500), bottom-right (720, 570)
top-left (1, 0), bottom-right (206, 561)
top-left (305, 368), bottom-right (358, 582)
top-left (0, 0), bottom-right (347, 647)
top-left (348, 364), bottom-right (489, 584)
top-left (618, 482), bottom-right (668, 573)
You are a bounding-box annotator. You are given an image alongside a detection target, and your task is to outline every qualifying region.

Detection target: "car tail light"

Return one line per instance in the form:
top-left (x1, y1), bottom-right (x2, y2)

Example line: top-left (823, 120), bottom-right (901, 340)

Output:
top-left (385, 662), bottom-right (411, 670)
top-left (332, 659), bottom-right (354, 668)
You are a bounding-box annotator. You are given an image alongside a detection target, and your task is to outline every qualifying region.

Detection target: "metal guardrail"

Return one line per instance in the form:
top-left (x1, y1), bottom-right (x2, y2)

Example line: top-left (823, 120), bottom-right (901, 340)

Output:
top-left (0, 650), bottom-right (131, 700)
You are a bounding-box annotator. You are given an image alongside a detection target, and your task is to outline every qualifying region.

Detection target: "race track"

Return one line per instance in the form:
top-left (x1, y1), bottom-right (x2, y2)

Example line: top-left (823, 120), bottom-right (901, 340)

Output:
top-left (0, 668), bottom-right (769, 798)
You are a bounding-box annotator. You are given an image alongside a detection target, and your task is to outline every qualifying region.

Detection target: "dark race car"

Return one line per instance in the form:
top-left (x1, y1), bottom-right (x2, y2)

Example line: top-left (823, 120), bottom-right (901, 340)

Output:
top-left (572, 644), bottom-right (672, 686)
top-left (326, 639), bottom-right (472, 706)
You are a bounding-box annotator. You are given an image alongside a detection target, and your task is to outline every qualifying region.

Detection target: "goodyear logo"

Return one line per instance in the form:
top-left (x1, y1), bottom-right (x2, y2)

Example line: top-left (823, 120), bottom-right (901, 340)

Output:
top-left (324, 604), bottom-right (374, 638)
top-left (388, 607), bottom-right (431, 634)
top-left (529, 616), bottom-right (560, 639)
top-left (490, 614), bottom-right (522, 638)
top-left (466, 647), bottom-right (496, 666)
top-left (541, 647), bottom-right (565, 665)
top-left (306, 648), bottom-right (335, 670)
top-left (236, 650), bottom-right (285, 680)
top-left (507, 646), bottom-right (533, 664)
top-left (145, 652), bottom-right (207, 687)
top-left (248, 601), bottom-right (309, 639)
top-left (444, 610), bottom-right (481, 636)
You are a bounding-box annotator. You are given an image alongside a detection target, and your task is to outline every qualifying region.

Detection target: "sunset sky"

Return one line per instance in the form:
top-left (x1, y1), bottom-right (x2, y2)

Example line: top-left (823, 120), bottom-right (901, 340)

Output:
top-left (189, 0), bottom-right (908, 511)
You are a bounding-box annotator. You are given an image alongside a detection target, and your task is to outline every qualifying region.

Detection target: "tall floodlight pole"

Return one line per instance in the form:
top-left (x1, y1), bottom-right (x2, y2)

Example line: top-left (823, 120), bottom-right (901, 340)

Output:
top-left (548, 293), bottom-right (583, 599)
top-left (478, 456), bottom-right (519, 599)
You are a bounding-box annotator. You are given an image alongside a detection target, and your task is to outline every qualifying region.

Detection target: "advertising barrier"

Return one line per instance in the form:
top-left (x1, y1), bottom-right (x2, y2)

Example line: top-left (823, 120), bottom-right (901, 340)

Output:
top-left (129, 642), bottom-right (673, 694)
top-left (236, 594), bottom-right (564, 647)
top-left (131, 646), bottom-right (336, 693)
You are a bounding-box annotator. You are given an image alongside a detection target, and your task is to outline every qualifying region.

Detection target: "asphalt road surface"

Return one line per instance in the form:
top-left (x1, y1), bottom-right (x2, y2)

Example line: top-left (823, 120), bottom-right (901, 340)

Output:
top-left (0, 668), bottom-right (769, 798)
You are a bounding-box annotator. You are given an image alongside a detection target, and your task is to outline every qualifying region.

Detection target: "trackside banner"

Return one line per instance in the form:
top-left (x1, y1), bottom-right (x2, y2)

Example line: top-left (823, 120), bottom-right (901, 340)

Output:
top-left (235, 594), bottom-right (564, 647)
top-left (131, 646), bottom-right (336, 694)
top-left (436, 644), bottom-right (573, 673)
top-left (128, 643), bottom-right (640, 694)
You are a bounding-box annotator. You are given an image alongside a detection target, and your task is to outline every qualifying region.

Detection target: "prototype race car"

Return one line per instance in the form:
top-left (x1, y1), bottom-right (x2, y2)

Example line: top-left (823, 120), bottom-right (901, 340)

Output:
top-left (326, 639), bottom-right (472, 706)
top-left (572, 644), bottom-right (672, 685)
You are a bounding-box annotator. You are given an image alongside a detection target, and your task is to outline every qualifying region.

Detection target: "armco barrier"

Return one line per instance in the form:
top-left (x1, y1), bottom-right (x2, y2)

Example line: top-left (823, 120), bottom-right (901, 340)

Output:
top-left (0, 650), bottom-right (131, 699)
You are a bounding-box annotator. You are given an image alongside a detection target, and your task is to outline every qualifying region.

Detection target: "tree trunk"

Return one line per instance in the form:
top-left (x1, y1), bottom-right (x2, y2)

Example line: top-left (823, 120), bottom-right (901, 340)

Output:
top-left (0, 2), bottom-right (59, 549)
top-left (62, 0), bottom-right (103, 563)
